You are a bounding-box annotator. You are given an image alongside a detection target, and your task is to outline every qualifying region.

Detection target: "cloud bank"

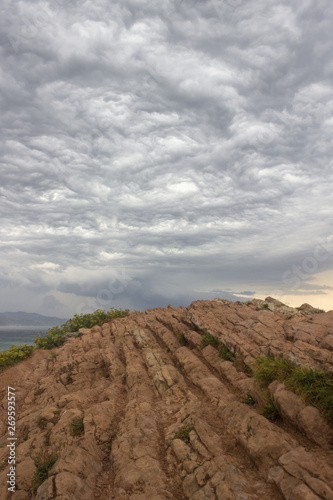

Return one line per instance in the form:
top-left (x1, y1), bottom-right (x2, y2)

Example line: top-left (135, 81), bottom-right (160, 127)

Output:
top-left (1, 0), bottom-right (333, 316)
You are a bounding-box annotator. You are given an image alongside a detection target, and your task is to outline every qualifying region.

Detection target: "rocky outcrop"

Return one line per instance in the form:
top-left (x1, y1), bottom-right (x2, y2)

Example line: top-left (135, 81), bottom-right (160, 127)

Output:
top-left (0, 298), bottom-right (332, 499)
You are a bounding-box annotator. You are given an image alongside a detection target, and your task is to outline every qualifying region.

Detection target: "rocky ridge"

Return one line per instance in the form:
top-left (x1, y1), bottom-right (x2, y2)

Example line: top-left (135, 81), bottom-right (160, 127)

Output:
top-left (0, 297), bottom-right (333, 499)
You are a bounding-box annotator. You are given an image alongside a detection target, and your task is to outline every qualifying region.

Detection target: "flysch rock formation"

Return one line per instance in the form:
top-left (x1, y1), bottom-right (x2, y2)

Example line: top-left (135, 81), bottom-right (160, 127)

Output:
top-left (0, 297), bottom-right (333, 499)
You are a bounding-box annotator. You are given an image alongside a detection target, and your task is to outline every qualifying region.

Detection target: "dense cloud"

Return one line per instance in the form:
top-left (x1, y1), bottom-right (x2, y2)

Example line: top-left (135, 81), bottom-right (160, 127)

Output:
top-left (1, 0), bottom-right (333, 317)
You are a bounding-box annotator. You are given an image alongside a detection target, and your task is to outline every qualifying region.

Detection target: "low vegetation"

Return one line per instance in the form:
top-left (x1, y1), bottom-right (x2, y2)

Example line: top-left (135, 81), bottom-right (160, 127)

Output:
top-left (34, 308), bottom-right (130, 349)
top-left (36, 417), bottom-right (48, 430)
top-left (261, 395), bottom-right (282, 422)
top-left (0, 344), bottom-right (34, 370)
top-left (219, 343), bottom-right (235, 362)
top-left (32, 454), bottom-right (58, 494)
top-left (252, 356), bottom-right (295, 385)
top-left (71, 417), bottom-right (84, 437)
top-left (252, 356), bottom-right (333, 425)
top-left (177, 332), bottom-right (188, 346)
top-left (0, 308), bottom-right (131, 371)
top-left (44, 429), bottom-right (51, 446)
top-left (244, 394), bottom-right (256, 405)
top-left (201, 332), bottom-right (219, 348)
top-left (235, 359), bottom-right (253, 377)
top-left (296, 307), bottom-right (325, 313)
top-left (174, 424), bottom-right (194, 443)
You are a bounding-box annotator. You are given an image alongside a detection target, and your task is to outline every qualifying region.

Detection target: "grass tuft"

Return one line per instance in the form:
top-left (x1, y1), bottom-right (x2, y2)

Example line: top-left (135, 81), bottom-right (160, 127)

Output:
top-left (44, 429), bottom-right (51, 446)
top-left (71, 417), bottom-right (84, 437)
top-left (174, 424), bottom-right (194, 443)
top-left (244, 394), bottom-right (256, 405)
top-left (261, 395), bottom-right (282, 422)
top-left (219, 344), bottom-right (235, 361)
top-left (252, 356), bottom-right (294, 385)
top-left (201, 332), bottom-right (219, 348)
top-left (252, 356), bottom-right (333, 426)
top-left (288, 367), bottom-right (333, 424)
top-left (32, 454), bottom-right (57, 494)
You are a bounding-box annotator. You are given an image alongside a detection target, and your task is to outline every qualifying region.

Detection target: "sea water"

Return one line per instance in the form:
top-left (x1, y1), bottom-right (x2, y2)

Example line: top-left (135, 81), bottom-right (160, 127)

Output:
top-left (0, 326), bottom-right (51, 351)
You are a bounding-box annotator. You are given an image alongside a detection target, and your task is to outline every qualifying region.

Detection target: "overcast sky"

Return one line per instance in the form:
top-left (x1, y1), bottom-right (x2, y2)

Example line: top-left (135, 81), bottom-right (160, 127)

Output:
top-left (1, 0), bottom-right (333, 318)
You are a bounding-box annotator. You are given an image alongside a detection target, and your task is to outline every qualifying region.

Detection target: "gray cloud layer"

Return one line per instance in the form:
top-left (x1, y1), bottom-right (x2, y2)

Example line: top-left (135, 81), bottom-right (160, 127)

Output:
top-left (1, 0), bottom-right (333, 316)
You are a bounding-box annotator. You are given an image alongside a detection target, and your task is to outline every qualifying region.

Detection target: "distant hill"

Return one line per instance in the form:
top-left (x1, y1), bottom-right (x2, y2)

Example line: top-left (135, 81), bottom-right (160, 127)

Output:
top-left (0, 311), bottom-right (67, 327)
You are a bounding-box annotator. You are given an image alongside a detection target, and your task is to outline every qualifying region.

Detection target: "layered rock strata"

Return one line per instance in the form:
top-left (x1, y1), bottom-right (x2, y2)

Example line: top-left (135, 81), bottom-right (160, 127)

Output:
top-left (0, 298), bottom-right (332, 499)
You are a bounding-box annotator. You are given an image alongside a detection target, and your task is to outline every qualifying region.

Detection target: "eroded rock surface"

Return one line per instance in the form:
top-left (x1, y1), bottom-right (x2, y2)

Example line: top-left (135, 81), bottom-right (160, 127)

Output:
top-left (0, 298), bottom-right (332, 499)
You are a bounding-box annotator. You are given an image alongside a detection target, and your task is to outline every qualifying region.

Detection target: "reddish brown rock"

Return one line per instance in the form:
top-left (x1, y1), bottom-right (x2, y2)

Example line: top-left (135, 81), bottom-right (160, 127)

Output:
top-left (0, 298), bottom-right (332, 499)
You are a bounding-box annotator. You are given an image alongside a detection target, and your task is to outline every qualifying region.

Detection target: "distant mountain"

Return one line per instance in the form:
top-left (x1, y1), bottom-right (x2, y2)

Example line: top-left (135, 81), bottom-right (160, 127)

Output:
top-left (0, 311), bottom-right (67, 327)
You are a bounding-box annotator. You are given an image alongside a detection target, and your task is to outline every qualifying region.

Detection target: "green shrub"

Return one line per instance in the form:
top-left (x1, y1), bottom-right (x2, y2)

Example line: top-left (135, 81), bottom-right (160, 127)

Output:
top-left (201, 333), bottom-right (219, 348)
top-left (174, 424), bottom-right (194, 442)
top-left (32, 454), bottom-right (57, 493)
top-left (71, 417), bottom-right (84, 437)
top-left (0, 344), bottom-right (34, 371)
top-left (34, 326), bottom-right (66, 349)
top-left (219, 344), bottom-right (235, 361)
top-left (0, 308), bottom-right (139, 370)
top-left (34, 307), bottom-right (130, 350)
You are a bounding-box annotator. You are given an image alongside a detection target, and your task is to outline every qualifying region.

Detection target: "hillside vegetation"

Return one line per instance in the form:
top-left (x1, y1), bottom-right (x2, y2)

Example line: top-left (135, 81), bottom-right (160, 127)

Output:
top-left (0, 308), bottom-right (130, 370)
